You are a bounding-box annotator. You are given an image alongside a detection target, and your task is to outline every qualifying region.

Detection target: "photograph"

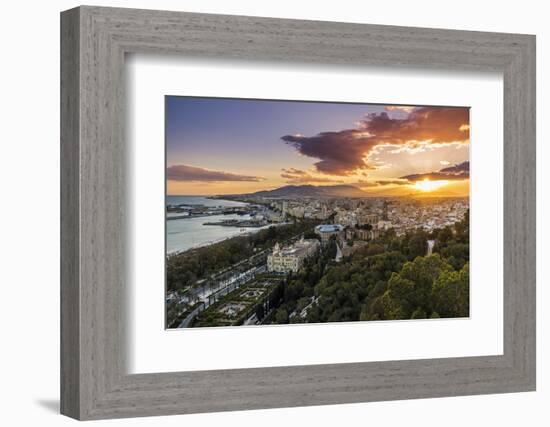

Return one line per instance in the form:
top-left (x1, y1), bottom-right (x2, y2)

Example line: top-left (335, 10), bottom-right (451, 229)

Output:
top-left (165, 97), bottom-right (470, 329)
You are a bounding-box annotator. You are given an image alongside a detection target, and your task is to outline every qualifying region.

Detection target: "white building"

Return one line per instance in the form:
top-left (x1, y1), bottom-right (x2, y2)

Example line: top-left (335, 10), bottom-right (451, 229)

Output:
top-left (267, 238), bottom-right (320, 273)
top-left (377, 220), bottom-right (393, 231)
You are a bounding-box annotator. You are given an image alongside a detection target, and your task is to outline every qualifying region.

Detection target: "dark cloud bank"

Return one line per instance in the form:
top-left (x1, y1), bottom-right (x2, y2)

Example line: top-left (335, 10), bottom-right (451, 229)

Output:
top-left (167, 164), bottom-right (265, 182)
top-left (281, 106), bottom-right (469, 175)
top-left (400, 161), bottom-right (470, 182)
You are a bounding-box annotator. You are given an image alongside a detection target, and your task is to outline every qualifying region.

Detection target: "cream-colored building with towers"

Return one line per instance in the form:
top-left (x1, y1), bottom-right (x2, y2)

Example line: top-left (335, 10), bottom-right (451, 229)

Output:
top-left (267, 238), bottom-right (320, 273)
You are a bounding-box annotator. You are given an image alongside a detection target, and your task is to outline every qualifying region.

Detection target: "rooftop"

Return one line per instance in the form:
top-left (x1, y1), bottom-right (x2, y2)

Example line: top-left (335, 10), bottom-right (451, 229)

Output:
top-left (272, 239), bottom-right (319, 257)
top-left (315, 224), bottom-right (344, 233)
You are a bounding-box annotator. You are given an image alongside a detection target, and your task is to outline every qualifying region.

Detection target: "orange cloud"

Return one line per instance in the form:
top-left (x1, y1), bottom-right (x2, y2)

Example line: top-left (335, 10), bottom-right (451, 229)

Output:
top-left (281, 106), bottom-right (469, 175)
top-left (400, 161), bottom-right (469, 182)
top-left (280, 168), bottom-right (344, 184)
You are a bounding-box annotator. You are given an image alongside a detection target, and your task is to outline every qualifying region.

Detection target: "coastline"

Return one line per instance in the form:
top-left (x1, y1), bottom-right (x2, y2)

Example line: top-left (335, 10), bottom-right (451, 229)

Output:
top-left (167, 234), bottom-right (240, 256)
top-left (167, 221), bottom-right (285, 256)
top-left (166, 196), bottom-right (283, 254)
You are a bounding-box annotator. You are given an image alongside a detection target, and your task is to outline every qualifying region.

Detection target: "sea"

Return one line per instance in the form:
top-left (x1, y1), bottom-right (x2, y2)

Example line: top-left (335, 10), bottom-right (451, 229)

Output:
top-left (166, 196), bottom-right (267, 254)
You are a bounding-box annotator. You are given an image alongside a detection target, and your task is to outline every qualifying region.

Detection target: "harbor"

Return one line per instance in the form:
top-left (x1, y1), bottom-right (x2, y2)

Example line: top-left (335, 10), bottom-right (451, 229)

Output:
top-left (203, 219), bottom-right (267, 228)
top-left (166, 196), bottom-right (283, 254)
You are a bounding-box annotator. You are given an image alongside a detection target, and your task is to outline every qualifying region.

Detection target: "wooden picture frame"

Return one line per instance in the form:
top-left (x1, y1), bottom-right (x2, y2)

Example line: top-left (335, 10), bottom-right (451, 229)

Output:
top-left (60, 5), bottom-right (536, 420)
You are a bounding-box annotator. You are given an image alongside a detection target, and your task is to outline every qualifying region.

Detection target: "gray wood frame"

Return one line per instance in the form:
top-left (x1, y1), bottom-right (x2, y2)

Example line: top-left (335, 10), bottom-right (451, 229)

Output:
top-left (60, 5), bottom-right (536, 421)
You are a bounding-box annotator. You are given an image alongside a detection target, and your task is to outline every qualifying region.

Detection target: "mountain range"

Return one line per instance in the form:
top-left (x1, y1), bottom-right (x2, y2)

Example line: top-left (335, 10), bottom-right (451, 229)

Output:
top-left (246, 184), bottom-right (368, 198)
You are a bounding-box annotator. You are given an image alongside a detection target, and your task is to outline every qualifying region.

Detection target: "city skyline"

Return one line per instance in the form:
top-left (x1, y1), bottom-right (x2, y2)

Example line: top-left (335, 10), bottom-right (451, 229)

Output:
top-left (166, 97), bottom-right (470, 197)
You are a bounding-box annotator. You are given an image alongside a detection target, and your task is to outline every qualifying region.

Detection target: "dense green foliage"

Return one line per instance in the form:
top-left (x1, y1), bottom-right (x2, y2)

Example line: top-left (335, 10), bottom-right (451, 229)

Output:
top-left (306, 250), bottom-right (407, 323)
top-left (431, 211), bottom-right (469, 270)
top-left (166, 220), bottom-right (319, 292)
top-left (361, 255), bottom-right (469, 320)
top-left (270, 210), bottom-right (470, 324)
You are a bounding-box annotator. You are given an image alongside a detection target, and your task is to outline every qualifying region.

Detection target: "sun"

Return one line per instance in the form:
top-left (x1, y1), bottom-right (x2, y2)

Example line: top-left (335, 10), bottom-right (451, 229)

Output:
top-left (414, 179), bottom-right (449, 192)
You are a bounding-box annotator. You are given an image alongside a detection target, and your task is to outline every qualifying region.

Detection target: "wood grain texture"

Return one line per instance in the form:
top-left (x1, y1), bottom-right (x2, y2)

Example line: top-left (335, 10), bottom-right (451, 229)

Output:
top-left (60, 7), bottom-right (80, 419)
top-left (60, 6), bottom-right (536, 420)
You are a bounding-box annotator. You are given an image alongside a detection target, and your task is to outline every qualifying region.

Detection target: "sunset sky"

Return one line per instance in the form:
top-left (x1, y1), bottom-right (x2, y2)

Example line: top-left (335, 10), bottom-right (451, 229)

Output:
top-left (166, 97), bottom-right (470, 197)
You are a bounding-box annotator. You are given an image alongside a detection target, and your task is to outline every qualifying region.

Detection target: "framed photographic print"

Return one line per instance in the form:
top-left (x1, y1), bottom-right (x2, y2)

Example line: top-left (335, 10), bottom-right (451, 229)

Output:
top-left (164, 97), bottom-right (471, 329)
top-left (61, 6), bottom-right (536, 420)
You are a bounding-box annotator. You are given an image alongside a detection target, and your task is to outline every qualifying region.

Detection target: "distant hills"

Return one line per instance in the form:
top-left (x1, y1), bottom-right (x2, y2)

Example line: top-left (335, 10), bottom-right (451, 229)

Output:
top-left (245, 184), bottom-right (368, 198)
top-left (213, 183), bottom-right (468, 200)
